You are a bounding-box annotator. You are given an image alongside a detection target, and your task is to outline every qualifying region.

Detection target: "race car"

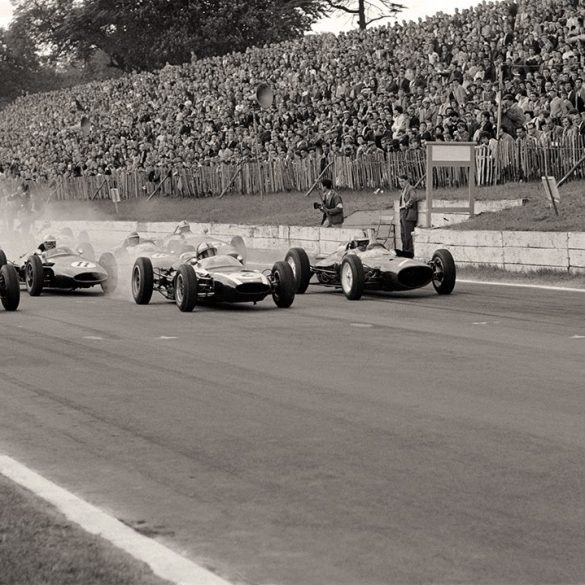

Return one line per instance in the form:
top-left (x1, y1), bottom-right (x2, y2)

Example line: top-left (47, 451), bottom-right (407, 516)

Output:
top-left (8, 236), bottom-right (116, 296)
top-left (33, 224), bottom-right (95, 260)
top-left (99, 227), bottom-right (246, 289)
top-left (284, 239), bottom-right (456, 300)
top-left (130, 241), bottom-right (295, 312)
top-left (158, 220), bottom-right (247, 262)
top-left (0, 249), bottom-right (20, 311)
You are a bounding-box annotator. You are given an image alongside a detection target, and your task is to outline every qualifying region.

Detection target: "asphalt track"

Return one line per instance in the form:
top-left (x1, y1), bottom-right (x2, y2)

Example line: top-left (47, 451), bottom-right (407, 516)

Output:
top-left (1, 279), bottom-right (584, 585)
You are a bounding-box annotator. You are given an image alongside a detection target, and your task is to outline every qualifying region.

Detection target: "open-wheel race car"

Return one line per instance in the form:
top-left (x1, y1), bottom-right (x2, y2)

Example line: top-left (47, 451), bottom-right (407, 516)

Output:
top-left (130, 242), bottom-right (295, 312)
top-left (98, 224), bottom-right (247, 289)
top-left (0, 249), bottom-right (20, 311)
top-left (6, 236), bottom-right (116, 296)
top-left (284, 239), bottom-right (456, 300)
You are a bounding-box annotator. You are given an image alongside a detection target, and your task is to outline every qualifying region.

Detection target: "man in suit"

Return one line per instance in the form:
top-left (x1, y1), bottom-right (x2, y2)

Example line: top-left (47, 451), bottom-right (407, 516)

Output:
top-left (318, 179), bottom-right (344, 228)
top-left (398, 174), bottom-right (421, 256)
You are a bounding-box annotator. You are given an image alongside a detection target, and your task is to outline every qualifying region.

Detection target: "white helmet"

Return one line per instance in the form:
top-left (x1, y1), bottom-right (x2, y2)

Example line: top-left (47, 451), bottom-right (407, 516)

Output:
top-left (197, 242), bottom-right (217, 259)
top-left (125, 232), bottom-right (140, 247)
top-left (42, 235), bottom-right (57, 251)
top-left (176, 220), bottom-right (191, 235)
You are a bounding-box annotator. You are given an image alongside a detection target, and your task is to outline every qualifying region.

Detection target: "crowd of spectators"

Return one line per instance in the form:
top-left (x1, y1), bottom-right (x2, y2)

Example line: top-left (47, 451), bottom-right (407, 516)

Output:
top-left (1, 0), bottom-right (585, 181)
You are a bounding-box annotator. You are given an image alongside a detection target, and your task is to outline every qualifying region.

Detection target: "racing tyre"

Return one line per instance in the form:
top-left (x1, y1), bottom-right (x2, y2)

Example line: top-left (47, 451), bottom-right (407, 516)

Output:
top-left (431, 249), bottom-right (456, 295)
top-left (285, 247), bottom-right (311, 294)
top-left (0, 264), bottom-right (20, 311)
top-left (25, 255), bottom-right (44, 296)
top-left (61, 227), bottom-right (74, 239)
top-left (175, 264), bottom-right (198, 312)
top-left (340, 255), bottom-right (365, 300)
top-left (230, 236), bottom-right (247, 263)
top-left (77, 242), bottom-right (95, 261)
top-left (132, 257), bottom-right (154, 305)
top-left (78, 230), bottom-right (90, 243)
top-left (0, 249), bottom-right (7, 268)
top-left (99, 252), bottom-right (118, 294)
top-left (271, 261), bottom-right (295, 308)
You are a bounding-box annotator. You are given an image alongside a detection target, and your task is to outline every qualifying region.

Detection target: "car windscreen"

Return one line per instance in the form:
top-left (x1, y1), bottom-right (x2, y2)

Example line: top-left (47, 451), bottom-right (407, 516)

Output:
top-left (45, 247), bottom-right (74, 258)
top-left (199, 255), bottom-right (242, 270)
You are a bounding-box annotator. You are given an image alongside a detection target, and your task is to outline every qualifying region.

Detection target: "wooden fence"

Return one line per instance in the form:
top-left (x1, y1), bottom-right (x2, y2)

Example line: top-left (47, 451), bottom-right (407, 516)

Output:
top-left (3, 139), bottom-right (585, 201)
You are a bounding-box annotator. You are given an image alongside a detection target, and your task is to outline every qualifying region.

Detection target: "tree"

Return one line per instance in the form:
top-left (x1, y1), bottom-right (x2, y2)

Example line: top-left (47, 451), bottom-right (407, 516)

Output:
top-left (322, 0), bottom-right (405, 30)
top-left (9, 0), bottom-right (325, 73)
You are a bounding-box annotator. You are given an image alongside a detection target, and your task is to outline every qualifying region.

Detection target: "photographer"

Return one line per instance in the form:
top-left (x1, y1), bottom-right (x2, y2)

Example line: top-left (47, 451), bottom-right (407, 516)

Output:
top-left (315, 179), bottom-right (344, 228)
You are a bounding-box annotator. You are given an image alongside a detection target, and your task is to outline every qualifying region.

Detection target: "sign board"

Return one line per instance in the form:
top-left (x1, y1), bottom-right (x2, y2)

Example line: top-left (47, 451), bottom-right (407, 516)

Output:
top-left (425, 142), bottom-right (476, 228)
top-left (110, 188), bottom-right (121, 203)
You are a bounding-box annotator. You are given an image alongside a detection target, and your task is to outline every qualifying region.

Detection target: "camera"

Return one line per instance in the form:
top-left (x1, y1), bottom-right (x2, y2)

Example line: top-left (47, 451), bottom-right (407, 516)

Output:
top-left (313, 202), bottom-right (322, 210)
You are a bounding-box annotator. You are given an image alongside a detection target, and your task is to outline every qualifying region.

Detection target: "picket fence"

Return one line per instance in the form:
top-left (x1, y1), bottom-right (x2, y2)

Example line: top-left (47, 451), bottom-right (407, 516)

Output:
top-left (3, 139), bottom-right (585, 201)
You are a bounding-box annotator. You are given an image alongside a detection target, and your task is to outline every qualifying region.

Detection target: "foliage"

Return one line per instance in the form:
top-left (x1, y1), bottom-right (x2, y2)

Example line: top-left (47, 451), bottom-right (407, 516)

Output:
top-left (322, 0), bottom-right (405, 30)
top-left (9, 0), bottom-right (325, 72)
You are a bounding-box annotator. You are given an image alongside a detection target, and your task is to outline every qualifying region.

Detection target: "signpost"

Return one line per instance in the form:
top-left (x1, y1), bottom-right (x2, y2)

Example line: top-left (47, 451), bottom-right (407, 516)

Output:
top-left (425, 142), bottom-right (476, 228)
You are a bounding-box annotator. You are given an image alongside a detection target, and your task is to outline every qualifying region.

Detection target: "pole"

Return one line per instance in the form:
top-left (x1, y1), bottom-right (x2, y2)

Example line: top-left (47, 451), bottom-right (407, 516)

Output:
top-left (89, 177), bottom-right (108, 201)
top-left (304, 161), bottom-right (334, 198)
top-left (146, 171), bottom-right (172, 201)
top-left (252, 111), bottom-right (264, 199)
top-left (218, 162), bottom-right (244, 199)
top-left (557, 153), bottom-right (585, 188)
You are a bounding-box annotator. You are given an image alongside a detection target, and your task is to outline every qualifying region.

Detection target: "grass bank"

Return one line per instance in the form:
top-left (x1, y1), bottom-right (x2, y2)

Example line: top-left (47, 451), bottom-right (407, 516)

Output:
top-left (450, 181), bottom-right (585, 232)
top-left (458, 265), bottom-right (585, 289)
top-left (0, 473), bottom-right (170, 585)
top-left (42, 183), bottom-right (523, 226)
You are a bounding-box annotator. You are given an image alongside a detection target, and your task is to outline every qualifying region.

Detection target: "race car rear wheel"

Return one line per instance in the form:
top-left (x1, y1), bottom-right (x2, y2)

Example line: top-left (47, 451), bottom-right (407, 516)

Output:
top-left (0, 249), bottom-right (7, 268)
top-left (340, 255), bottom-right (365, 300)
top-left (230, 236), bottom-right (247, 263)
top-left (132, 257), bottom-right (154, 305)
top-left (0, 264), bottom-right (20, 311)
top-left (78, 230), bottom-right (90, 243)
top-left (99, 252), bottom-right (118, 294)
top-left (285, 247), bottom-right (311, 294)
top-left (25, 255), bottom-right (44, 296)
top-left (271, 261), bottom-right (295, 308)
top-left (431, 249), bottom-right (456, 295)
top-left (77, 242), bottom-right (95, 262)
top-left (175, 264), bottom-right (197, 312)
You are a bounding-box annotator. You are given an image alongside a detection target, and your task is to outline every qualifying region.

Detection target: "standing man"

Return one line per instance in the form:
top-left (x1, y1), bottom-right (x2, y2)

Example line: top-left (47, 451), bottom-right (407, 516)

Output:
top-left (398, 174), bottom-right (420, 256)
top-left (318, 179), bottom-right (344, 228)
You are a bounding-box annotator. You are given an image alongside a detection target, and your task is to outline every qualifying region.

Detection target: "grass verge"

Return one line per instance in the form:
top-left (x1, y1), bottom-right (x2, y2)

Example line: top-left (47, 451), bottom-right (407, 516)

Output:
top-left (458, 265), bottom-right (585, 289)
top-left (0, 473), bottom-right (171, 585)
top-left (41, 182), bottom-right (526, 226)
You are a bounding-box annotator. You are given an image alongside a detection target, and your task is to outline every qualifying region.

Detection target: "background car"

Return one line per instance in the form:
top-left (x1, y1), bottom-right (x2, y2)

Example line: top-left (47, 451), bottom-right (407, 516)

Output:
top-left (285, 240), bottom-right (456, 300)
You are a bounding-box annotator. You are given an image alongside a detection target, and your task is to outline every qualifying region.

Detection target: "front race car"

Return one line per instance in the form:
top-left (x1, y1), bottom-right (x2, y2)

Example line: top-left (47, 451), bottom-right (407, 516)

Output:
top-left (130, 251), bottom-right (295, 312)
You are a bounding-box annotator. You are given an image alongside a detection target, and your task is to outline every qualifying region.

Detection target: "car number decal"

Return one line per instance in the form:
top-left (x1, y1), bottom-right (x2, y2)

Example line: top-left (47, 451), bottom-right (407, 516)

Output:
top-left (72, 261), bottom-right (96, 268)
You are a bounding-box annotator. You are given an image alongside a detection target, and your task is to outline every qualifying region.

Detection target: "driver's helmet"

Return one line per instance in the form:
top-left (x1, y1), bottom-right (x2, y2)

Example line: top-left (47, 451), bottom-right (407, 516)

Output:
top-left (197, 242), bottom-right (217, 260)
top-left (41, 235), bottom-right (57, 251)
top-left (175, 220), bottom-right (191, 235)
top-left (125, 232), bottom-right (140, 247)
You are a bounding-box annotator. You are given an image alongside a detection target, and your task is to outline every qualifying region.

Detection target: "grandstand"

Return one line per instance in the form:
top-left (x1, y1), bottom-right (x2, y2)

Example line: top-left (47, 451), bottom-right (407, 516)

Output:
top-left (1, 0), bottom-right (585, 194)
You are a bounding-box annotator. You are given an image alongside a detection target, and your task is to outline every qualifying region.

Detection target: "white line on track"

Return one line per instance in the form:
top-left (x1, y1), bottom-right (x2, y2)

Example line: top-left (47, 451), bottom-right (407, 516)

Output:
top-left (571, 335), bottom-right (585, 339)
top-left (0, 454), bottom-right (232, 585)
top-left (350, 323), bottom-right (374, 328)
top-left (458, 279), bottom-right (585, 293)
top-left (83, 336), bottom-right (104, 340)
top-left (159, 336), bottom-right (178, 340)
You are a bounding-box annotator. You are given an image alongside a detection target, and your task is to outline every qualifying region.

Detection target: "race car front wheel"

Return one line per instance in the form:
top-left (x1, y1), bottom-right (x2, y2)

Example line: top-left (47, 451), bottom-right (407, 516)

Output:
top-left (271, 261), bottom-right (295, 308)
top-left (132, 257), bottom-right (154, 305)
top-left (26, 255), bottom-right (44, 296)
top-left (99, 252), bottom-right (118, 294)
top-left (0, 249), bottom-right (7, 268)
top-left (175, 264), bottom-right (197, 312)
top-left (285, 247), bottom-right (311, 294)
top-left (0, 264), bottom-right (20, 311)
top-left (230, 236), bottom-right (247, 264)
top-left (340, 255), bottom-right (365, 300)
top-left (431, 249), bottom-right (456, 295)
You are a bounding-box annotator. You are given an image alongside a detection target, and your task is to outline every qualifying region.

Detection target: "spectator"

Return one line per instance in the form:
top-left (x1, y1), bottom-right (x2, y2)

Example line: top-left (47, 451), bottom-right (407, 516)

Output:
top-left (398, 173), bottom-right (420, 256)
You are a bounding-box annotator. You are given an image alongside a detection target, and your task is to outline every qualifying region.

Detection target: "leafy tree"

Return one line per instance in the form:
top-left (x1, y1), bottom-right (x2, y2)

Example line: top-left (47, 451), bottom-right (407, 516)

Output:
top-left (10, 0), bottom-right (326, 72)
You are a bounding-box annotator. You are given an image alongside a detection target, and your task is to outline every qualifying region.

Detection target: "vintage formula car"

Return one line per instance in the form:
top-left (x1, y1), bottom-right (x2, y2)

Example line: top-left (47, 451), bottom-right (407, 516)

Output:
top-left (0, 249), bottom-right (20, 311)
top-left (99, 229), bottom-right (247, 290)
top-left (130, 246), bottom-right (295, 312)
top-left (8, 244), bottom-right (116, 296)
top-left (284, 239), bottom-right (456, 300)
